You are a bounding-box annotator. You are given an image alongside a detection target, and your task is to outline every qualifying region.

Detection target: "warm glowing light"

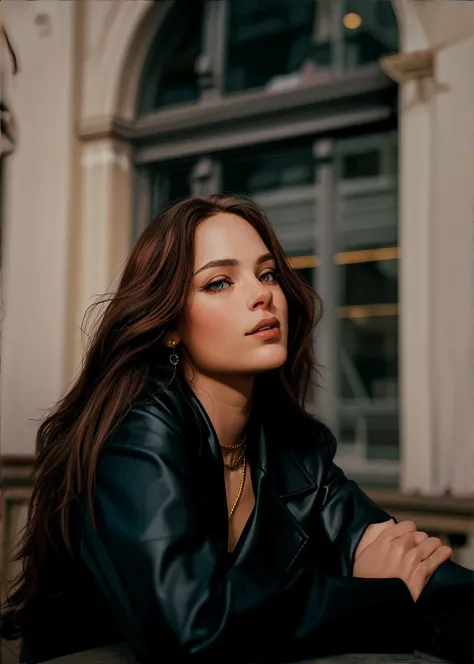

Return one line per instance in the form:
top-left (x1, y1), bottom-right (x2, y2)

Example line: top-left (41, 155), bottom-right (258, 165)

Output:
top-left (343, 12), bottom-right (362, 30)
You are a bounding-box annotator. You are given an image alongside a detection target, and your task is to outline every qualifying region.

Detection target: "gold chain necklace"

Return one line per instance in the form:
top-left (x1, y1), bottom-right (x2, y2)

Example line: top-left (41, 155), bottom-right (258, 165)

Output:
top-left (227, 453), bottom-right (246, 520)
top-left (223, 446), bottom-right (246, 470)
top-left (219, 434), bottom-right (246, 451)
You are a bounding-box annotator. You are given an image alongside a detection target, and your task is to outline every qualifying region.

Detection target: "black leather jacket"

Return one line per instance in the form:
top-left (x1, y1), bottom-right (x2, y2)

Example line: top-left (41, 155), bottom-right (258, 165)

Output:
top-left (22, 378), bottom-right (474, 663)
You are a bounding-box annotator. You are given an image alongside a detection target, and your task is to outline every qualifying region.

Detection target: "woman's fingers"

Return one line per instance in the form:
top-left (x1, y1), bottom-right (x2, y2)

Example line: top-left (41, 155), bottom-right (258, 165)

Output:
top-left (417, 536), bottom-right (444, 560)
top-left (413, 531), bottom-right (429, 545)
top-left (422, 544), bottom-right (453, 569)
top-left (382, 520), bottom-right (417, 541)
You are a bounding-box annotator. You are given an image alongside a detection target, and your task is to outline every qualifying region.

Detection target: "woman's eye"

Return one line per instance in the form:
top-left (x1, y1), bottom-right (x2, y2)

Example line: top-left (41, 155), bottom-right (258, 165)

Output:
top-left (260, 270), bottom-right (278, 283)
top-left (205, 278), bottom-right (231, 293)
top-left (204, 270), bottom-right (277, 292)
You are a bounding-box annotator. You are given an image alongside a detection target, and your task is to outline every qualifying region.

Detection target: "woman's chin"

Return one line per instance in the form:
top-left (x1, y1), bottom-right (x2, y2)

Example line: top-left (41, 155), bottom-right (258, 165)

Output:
top-left (250, 346), bottom-right (287, 372)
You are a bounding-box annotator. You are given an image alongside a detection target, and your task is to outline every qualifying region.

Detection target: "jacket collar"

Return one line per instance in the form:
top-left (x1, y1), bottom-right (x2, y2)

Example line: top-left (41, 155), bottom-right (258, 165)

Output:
top-left (186, 382), bottom-right (317, 498)
top-left (232, 414), bottom-right (313, 578)
top-left (183, 381), bottom-right (319, 575)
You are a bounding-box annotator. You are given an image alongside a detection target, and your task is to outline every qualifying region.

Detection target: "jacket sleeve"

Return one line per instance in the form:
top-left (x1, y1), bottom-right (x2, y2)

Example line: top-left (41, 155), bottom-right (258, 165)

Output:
top-left (319, 427), bottom-right (474, 663)
top-left (416, 558), bottom-right (474, 663)
top-left (80, 403), bottom-right (417, 663)
top-left (318, 427), bottom-right (396, 577)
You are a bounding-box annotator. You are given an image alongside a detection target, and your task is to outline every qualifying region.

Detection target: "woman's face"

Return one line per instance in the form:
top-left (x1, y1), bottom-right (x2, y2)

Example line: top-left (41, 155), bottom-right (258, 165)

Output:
top-left (177, 213), bottom-right (288, 378)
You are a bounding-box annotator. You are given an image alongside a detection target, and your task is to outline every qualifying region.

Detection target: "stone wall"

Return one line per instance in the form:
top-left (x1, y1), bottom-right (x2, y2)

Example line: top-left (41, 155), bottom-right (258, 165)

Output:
top-left (0, 455), bottom-right (34, 601)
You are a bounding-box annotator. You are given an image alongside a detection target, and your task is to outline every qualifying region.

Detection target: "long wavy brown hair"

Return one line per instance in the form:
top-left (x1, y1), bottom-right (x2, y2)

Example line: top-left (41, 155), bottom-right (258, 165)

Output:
top-left (0, 194), bottom-right (322, 638)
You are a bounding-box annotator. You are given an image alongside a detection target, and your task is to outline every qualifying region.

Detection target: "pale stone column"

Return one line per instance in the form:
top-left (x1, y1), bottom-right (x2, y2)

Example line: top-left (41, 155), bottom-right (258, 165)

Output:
top-left (428, 36), bottom-right (474, 497)
top-left (388, 1), bottom-right (474, 497)
top-left (69, 139), bottom-right (132, 376)
top-left (0, 1), bottom-right (77, 456)
top-left (69, 0), bottom-right (168, 378)
top-left (396, 61), bottom-right (437, 495)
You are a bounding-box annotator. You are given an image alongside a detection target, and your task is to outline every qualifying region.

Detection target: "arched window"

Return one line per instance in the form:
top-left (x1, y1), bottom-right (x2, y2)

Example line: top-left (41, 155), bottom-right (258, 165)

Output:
top-left (133, 0), bottom-right (400, 484)
top-left (137, 2), bottom-right (203, 113)
top-left (225, 0), bottom-right (316, 94)
top-left (342, 0), bottom-right (398, 69)
top-left (137, 0), bottom-right (398, 111)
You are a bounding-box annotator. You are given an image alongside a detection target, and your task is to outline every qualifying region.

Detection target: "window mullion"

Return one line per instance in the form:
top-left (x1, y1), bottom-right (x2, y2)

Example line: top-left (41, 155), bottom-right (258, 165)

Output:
top-left (196, 0), bottom-right (228, 100)
top-left (190, 157), bottom-right (222, 196)
top-left (313, 139), bottom-right (340, 437)
top-left (331, 0), bottom-right (345, 74)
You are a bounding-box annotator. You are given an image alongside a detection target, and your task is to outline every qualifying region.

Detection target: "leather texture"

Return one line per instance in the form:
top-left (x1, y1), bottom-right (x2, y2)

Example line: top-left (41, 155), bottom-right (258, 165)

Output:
top-left (22, 377), bottom-right (473, 663)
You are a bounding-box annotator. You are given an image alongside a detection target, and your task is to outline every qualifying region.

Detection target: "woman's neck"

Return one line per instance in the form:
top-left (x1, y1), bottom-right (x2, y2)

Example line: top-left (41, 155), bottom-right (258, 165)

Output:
top-left (185, 371), bottom-right (253, 448)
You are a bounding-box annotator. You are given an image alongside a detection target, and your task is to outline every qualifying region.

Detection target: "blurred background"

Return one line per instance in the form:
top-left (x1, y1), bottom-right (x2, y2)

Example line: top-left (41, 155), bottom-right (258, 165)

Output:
top-left (0, 0), bottom-right (473, 597)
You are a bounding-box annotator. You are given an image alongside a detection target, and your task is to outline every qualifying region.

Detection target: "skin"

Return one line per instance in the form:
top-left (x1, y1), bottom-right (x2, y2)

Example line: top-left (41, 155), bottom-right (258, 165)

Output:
top-left (169, 212), bottom-right (288, 550)
top-left (165, 212), bottom-right (452, 580)
top-left (354, 520), bottom-right (452, 601)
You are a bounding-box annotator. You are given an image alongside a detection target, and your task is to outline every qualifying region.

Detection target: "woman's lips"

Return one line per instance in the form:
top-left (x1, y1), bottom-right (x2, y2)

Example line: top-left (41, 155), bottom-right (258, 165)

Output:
top-left (249, 326), bottom-right (281, 340)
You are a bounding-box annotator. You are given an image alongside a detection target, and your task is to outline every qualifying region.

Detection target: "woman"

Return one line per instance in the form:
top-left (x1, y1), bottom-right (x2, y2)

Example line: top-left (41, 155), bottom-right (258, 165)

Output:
top-left (1, 195), bottom-right (472, 663)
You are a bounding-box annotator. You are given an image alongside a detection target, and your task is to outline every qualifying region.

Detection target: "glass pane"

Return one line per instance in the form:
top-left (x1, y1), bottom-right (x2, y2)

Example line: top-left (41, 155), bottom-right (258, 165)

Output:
top-left (366, 413), bottom-right (399, 460)
top-left (342, 0), bottom-right (398, 70)
top-left (222, 143), bottom-right (316, 256)
top-left (168, 168), bottom-right (192, 203)
top-left (138, 3), bottom-right (203, 112)
top-left (339, 314), bottom-right (398, 400)
top-left (297, 267), bottom-right (316, 287)
top-left (339, 258), bottom-right (398, 306)
top-left (150, 161), bottom-right (193, 217)
top-left (342, 150), bottom-right (381, 179)
top-left (339, 411), bottom-right (399, 460)
top-left (224, 146), bottom-right (313, 194)
top-left (334, 133), bottom-right (399, 463)
top-left (225, 0), bottom-right (320, 94)
top-left (338, 137), bottom-right (398, 251)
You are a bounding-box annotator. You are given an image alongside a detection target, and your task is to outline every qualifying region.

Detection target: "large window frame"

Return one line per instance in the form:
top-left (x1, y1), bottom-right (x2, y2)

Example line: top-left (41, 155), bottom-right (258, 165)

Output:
top-left (131, 0), bottom-right (400, 484)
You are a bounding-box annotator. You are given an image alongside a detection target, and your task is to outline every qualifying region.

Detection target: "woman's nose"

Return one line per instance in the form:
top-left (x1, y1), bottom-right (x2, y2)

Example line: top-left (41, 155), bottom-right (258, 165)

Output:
top-left (248, 282), bottom-right (272, 311)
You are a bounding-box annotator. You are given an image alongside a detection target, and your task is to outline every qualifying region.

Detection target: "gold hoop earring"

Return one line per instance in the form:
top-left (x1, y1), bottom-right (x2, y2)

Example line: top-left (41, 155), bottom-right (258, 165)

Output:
top-left (169, 340), bottom-right (179, 367)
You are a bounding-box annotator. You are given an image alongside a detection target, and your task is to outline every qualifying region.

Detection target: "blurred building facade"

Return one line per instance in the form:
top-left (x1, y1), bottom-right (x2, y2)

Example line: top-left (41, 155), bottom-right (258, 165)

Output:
top-left (0, 0), bottom-right (473, 508)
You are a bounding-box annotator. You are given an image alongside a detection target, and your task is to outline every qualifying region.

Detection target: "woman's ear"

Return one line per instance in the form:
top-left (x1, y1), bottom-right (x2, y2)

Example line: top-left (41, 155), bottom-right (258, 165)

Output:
top-left (164, 334), bottom-right (181, 348)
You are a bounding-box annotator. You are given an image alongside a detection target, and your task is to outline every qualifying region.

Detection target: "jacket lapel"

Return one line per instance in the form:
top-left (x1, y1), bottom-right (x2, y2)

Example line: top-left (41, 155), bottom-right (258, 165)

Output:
top-left (231, 417), bottom-right (314, 583)
top-left (188, 389), bottom-right (223, 466)
top-left (187, 385), bottom-right (319, 580)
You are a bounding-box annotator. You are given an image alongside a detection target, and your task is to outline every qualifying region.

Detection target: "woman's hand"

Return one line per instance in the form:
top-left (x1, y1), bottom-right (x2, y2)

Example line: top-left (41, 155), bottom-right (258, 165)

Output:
top-left (353, 520), bottom-right (453, 601)
top-left (355, 519), bottom-right (395, 560)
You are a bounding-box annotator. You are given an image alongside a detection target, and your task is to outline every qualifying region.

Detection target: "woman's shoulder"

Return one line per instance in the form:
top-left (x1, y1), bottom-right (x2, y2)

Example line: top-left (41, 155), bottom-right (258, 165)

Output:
top-left (105, 377), bottom-right (197, 452)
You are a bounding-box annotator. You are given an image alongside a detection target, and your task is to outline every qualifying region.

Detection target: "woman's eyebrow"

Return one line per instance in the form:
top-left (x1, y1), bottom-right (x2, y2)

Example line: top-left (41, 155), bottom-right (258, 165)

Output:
top-left (194, 252), bottom-right (274, 276)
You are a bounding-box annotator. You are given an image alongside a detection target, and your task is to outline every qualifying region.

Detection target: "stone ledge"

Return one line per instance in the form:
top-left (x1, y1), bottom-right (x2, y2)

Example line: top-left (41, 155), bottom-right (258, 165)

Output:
top-left (1, 454), bottom-right (35, 484)
top-left (364, 486), bottom-right (474, 567)
top-left (380, 49), bottom-right (434, 83)
top-left (79, 64), bottom-right (394, 145)
top-left (365, 487), bottom-right (474, 516)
